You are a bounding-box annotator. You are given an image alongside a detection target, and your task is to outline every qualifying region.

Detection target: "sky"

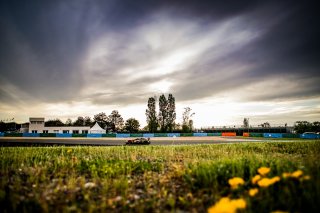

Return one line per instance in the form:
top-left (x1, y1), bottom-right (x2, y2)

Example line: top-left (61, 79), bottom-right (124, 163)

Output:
top-left (0, 0), bottom-right (319, 128)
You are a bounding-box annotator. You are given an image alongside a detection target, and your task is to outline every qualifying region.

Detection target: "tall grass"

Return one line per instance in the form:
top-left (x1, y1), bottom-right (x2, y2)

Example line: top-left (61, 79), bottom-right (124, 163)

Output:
top-left (0, 141), bottom-right (319, 212)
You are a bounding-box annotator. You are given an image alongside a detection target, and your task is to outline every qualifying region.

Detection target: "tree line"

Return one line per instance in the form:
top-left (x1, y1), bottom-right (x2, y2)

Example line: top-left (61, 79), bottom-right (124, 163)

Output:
top-left (1, 93), bottom-right (196, 133)
top-left (52, 93), bottom-right (195, 133)
top-left (45, 111), bottom-right (140, 133)
top-left (293, 121), bottom-right (320, 134)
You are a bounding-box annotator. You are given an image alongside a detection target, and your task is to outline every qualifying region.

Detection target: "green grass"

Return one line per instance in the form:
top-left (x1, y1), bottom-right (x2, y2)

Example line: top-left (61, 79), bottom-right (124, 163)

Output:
top-left (1, 141), bottom-right (320, 212)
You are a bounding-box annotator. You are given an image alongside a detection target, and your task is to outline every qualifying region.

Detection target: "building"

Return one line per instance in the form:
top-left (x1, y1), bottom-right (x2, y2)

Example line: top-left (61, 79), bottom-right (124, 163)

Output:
top-left (28, 117), bottom-right (94, 134)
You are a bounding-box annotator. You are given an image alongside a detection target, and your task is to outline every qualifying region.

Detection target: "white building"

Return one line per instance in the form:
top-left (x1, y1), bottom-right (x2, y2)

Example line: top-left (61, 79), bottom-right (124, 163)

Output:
top-left (28, 117), bottom-right (93, 134)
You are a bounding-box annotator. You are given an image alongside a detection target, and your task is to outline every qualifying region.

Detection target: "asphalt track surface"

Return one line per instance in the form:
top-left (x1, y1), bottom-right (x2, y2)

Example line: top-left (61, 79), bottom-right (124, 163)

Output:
top-left (0, 137), bottom-right (265, 146)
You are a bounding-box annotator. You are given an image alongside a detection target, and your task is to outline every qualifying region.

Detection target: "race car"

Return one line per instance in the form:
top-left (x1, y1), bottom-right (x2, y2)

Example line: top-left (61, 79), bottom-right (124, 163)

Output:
top-left (125, 137), bottom-right (150, 145)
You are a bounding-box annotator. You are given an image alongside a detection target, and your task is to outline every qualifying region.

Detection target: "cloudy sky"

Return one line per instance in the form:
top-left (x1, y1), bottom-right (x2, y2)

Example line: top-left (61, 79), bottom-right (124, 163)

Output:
top-left (1, 0), bottom-right (319, 128)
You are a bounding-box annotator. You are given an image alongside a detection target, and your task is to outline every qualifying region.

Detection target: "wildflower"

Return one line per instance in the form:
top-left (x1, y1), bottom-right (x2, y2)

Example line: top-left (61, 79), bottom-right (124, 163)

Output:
top-left (67, 149), bottom-right (72, 153)
top-left (257, 176), bottom-right (280, 188)
top-left (252, 175), bottom-right (261, 184)
top-left (301, 175), bottom-right (311, 181)
top-left (207, 197), bottom-right (246, 213)
top-left (249, 188), bottom-right (259, 197)
top-left (258, 167), bottom-right (271, 176)
top-left (84, 182), bottom-right (96, 189)
top-left (282, 172), bottom-right (291, 178)
top-left (291, 170), bottom-right (303, 178)
top-left (230, 198), bottom-right (246, 209)
top-left (228, 177), bottom-right (245, 189)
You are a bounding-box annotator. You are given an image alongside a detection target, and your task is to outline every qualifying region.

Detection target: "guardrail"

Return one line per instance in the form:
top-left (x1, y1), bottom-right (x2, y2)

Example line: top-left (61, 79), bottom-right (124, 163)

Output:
top-left (0, 132), bottom-right (319, 139)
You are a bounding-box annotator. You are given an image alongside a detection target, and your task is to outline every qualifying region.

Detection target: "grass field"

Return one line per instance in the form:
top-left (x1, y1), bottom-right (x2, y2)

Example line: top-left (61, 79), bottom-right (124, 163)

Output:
top-left (1, 140), bottom-right (320, 213)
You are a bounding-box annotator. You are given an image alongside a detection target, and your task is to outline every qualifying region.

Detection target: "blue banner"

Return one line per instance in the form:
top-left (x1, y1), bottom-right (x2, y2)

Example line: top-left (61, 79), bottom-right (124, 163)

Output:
top-left (0, 132), bottom-right (4, 137)
top-left (116, 133), bottom-right (130, 138)
top-left (87, 133), bottom-right (102, 138)
top-left (143, 133), bottom-right (154, 138)
top-left (193, 133), bottom-right (208, 137)
top-left (56, 133), bottom-right (72, 138)
top-left (167, 133), bottom-right (181, 137)
top-left (23, 133), bottom-right (40, 137)
top-left (300, 133), bottom-right (320, 139)
top-left (263, 133), bottom-right (282, 138)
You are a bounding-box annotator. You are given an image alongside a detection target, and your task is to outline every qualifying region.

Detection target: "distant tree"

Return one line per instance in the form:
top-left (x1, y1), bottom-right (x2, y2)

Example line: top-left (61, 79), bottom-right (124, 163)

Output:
top-left (243, 118), bottom-right (249, 128)
top-left (84, 116), bottom-right (93, 126)
top-left (65, 118), bottom-right (72, 126)
top-left (93, 112), bottom-right (108, 129)
top-left (45, 119), bottom-right (65, 127)
top-left (124, 118), bottom-right (140, 133)
top-left (312, 121), bottom-right (320, 132)
top-left (174, 123), bottom-right (181, 131)
top-left (260, 122), bottom-right (271, 128)
top-left (294, 121), bottom-right (312, 134)
top-left (182, 107), bottom-right (195, 133)
top-left (166, 94), bottom-right (176, 132)
top-left (108, 110), bottom-right (124, 132)
top-left (158, 94), bottom-right (168, 132)
top-left (146, 97), bottom-right (158, 132)
top-left (0, 121), bottom-right (18, 132)
top-left (73, 116), bottom-right (85, 126)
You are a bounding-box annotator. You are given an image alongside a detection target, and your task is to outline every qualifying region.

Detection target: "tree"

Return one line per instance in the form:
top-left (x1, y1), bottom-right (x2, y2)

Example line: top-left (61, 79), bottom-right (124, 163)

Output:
top-left (84, 116), bottom-right (93, 126)
top-left (294, 121), bottom-right (312, 134)
top-left (260, 122), bottom-right (271, 128)
top-left (124, 118), bottom-right (140, 133)
top-left (166, 94), bottom-right (176, 132)
top-left (45, 119), bottom-right (64, 127)
top-left (243, 118), bottom-right (249, 128)
top-left (73, 116), bottom-right (85, 126)
top-left (65, 118), bottom-right (72, 126)
top-left (182, 107), bottom-right (195, 133)
top-left (93, 112), bottom-right (108, 129)
top-left (108, 110), bottom-right (124, 132)
top-left (158, 94), bottom-right (168, 132)
top-left (146, 96), bottom-right (158, 132)
top-left (312, 121), bottom-right (320, 132)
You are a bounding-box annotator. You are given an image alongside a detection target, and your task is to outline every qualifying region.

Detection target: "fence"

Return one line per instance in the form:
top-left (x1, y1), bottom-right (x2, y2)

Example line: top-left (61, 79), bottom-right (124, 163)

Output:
top-left (0, 132), bottom-right (319, 139)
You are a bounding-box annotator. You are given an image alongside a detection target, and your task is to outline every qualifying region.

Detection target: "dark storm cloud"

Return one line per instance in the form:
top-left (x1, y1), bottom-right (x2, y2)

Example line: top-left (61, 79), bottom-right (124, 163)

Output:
top-left (0, 0), bottom-right (319, 107)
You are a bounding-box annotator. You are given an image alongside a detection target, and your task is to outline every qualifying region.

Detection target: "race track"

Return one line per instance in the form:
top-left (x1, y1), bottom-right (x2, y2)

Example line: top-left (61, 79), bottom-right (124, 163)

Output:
top-left (0, 136), bottom-right (265, 146)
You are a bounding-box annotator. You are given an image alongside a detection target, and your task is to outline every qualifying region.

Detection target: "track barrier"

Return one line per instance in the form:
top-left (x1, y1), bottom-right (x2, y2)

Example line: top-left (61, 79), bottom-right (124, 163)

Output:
top-left (222, 132), bottom-right (236, 137)
top-left (1, 132), bottom-right (319, 139)
top-left (193, 133), bottom-right (208, 137)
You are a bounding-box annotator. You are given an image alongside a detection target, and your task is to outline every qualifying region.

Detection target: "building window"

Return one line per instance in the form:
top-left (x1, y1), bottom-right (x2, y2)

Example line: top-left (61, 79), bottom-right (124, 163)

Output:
top-left (73, 130), bottom-right (79, 134)
top-left (54, 130), bottom-right (59, 133)
top-left (43, 130), bottom-right (48, 133)
top-left (82, 130), bottom-right (88, 134)
top-left (32, 130), bottom-right (37, 133)
top-left (63, 130), bottom-right (69, 134)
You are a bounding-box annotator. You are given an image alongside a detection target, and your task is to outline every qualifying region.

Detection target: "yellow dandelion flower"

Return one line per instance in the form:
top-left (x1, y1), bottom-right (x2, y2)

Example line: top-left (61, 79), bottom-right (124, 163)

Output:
top-left (230, 198), bottom-right (246, 209)
top-left (270, 176), bottom-right (280, 184)
top-left (257, 177), bottom-right (279, 188)
top-left (258, 167), bottom-right (271, 176)
top-left (301, 175), bottom-right (311, 181)
top-left (67, 149), bottom-right (72, 153)
top-left (228, 177), bottom-right (245, 189)
top-left (208, 197), bottom-right (234, 213)
top-left (252, 175), bottom-right (261, 184)
top-left (291, 170), bottom-right (303, 178)
top-left (249, 188), bottom-right (259, 197)
top-left (207, 197), bottom-right (246, 213)
top-left (282, 172), bottom-right (291, 178)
